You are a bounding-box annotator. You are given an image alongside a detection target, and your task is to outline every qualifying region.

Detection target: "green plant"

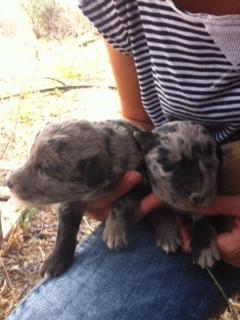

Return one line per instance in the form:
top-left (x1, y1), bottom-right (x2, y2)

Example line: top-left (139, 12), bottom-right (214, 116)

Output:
top-left (19, 208), bottom-right (38, 230)
top-left (57, 64), bottom-right (82, 79)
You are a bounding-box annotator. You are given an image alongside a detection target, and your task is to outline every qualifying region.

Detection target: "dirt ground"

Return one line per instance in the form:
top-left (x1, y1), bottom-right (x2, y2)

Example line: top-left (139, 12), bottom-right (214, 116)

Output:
top-left (0, 27), bottom-right (121, 318)
top-left (0, 9), bottom-right (240, 320)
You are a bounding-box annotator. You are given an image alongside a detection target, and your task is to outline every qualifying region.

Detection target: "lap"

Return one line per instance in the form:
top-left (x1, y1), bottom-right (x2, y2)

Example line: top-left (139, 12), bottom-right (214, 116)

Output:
top-left (7, 222), bottom-right (240, 320)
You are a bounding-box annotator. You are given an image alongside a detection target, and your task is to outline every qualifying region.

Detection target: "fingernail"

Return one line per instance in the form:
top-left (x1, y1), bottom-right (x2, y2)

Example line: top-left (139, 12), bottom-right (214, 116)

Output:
top-left (125, 172), bottom-right (142, 184)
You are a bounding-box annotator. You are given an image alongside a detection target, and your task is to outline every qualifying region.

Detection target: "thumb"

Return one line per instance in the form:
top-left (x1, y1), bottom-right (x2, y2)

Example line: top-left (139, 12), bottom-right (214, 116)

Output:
top-left (113, 171), bottom-right (142, 196)
top-left (89, 171), bottom-right (142, 209)
top-left (176, 217), bottom-right (191, 254)
top-left (216, 219), bottom-right (240, 251)
top-left (196, 196), bottom-right (240, 216)
top-left (138, 193), bottom-right (164, 215)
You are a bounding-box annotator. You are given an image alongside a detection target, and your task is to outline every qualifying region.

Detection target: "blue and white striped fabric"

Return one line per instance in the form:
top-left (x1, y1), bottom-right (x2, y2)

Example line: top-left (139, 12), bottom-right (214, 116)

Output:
top-left (79, 0), bottom-right (240, 143)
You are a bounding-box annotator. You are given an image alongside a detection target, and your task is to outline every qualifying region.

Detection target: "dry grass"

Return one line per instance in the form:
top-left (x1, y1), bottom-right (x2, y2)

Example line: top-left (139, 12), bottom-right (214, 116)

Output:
top-left (0, 205), bottom-right (100, 319)
top-left (0, 28), bottom-right (120, 319)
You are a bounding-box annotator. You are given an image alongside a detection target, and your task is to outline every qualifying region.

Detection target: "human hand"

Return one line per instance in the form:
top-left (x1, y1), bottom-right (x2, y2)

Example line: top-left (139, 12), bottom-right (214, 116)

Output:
top-left (179, 195), bottom-right (240, 267)
top-left (195, 195), bottom-right (240, 217)
top-left (138, 193), bottom-right (240, 267)
top-left (132, 193), bottom-right (164, 223)
top-left (216, 218), bottom-right (240, 267)
top-left (85, 171), bottom-right (142, 221)
top-left (179, 217), bottom-right (240, 267)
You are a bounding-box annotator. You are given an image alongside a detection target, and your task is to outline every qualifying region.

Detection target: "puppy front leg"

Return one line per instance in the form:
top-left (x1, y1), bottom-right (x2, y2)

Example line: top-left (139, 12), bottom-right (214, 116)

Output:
top-left (103, 198), bottom-right (130, 250)
top-left (191, 217), bottom-right (220, 268)
top-left (151, 208), bottom-right (180, 253)
top-left (41, 201), bottom-right (84, 278)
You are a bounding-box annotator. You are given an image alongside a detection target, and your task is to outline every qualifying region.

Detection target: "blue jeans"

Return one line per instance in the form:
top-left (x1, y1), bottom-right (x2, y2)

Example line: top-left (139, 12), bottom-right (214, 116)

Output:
top-left (7, 222), bottom-right (240, 320)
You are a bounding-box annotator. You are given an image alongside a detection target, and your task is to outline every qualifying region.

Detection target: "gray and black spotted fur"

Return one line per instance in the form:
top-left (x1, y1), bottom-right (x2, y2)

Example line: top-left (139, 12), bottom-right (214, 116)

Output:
top-left (7, 119), bottom-right (224, 276)
top-left (135, 120), bottom-right (223, 268)
top-left (7, 119), bottom-right (152, 278)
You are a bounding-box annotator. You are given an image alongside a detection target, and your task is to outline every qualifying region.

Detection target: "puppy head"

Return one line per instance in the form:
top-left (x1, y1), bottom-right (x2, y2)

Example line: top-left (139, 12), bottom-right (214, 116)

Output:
top-left (135, 121), bottom-right (220, 211)
top-left (6, 119), bottom-right (114, 205)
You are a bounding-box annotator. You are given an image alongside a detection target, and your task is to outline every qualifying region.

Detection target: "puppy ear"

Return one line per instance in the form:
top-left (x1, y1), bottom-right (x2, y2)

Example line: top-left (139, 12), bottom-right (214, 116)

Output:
top-left (134, 131), bottom-right (156, 154)
top-left (47, 136), bottom-right (69, 153)
top-left (83, 158), bottom-right (106, 187)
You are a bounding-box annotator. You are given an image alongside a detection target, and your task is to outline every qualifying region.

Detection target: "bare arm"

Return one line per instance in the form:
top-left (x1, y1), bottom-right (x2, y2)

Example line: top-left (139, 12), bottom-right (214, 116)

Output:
top-left (89, 41), bottom-right (240, 266)
top-left (105, 41), bottom-right (154, 131)
top-left (86, 41), bottom-right (155, 218)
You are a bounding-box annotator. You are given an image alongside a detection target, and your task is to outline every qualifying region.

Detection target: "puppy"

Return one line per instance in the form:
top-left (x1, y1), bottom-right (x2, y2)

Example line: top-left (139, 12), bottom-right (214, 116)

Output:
top-left (7, 119), bottom-right (223, 276)
top-left (6, 119), bottom-right (153, 278)
top-left (135, 120), bottom-right (222, 268)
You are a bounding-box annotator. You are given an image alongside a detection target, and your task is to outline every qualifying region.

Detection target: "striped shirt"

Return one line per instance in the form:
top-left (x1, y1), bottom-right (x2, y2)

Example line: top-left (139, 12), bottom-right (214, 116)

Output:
top-left (79, 0), bottom-right (240, 143)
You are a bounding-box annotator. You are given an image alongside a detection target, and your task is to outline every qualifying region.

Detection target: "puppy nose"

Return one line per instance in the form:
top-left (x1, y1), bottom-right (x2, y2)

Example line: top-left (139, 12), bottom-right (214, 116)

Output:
top-left (190, 193), bottom-right (204, 205)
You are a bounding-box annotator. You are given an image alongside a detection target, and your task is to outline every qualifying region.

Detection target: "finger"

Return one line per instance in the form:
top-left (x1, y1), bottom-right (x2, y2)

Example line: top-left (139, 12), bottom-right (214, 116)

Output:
top-left (138, 193), bottom-right (163, 215)
top-left (216, 227), bottom-right (240, 250)
top-left (85, 206), bottom-right (110, 221)
top-left (88, 171), bottom-right (142, 209)
top-left (215, 224), bottom-right (240, 266)
top-left (177, 219), bottom-right (191, 254)
top-left (131, 194), bottom-right (163, 223)
top-left (235, 218), bottom-right (240, 228)
top-left (196, 195), bottom-right (240, 216)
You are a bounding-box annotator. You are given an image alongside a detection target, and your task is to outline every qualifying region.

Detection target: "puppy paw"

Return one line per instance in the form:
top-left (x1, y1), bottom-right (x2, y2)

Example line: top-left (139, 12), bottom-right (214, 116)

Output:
top-left (41, 252), bottom-right (74, 278)
top-left (193, 239), bottom-right (220, 268)
top-left (155, 232), bottom-right (180, 253)
top-left (103, 216), bottom-right (128, 250)
top-left (154, 212), bottom-right (180, 253)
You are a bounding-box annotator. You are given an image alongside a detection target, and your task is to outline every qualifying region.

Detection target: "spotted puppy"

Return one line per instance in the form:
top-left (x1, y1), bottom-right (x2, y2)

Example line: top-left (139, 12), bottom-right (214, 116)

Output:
top-left (6, 119), bottom-right (153, 278)
top-left (135, 120), bottom-right (222, 268)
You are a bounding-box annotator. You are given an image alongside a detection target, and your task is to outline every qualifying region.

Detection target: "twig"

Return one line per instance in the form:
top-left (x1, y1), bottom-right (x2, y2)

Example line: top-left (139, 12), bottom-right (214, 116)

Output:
top-left (78, 37), bottom-right (99, 47)
top-left (83, 216), bottom-right (95, 232)
top-left (38, 245), bottom-right (45, 261)
top-left (36, 210), bottom-right (45, 238)
top-left (44, 77), bottom-right (66, 86)
top-left (1, 84), bottom-right (117, 101)
top-left (0, 279), bottom-right (7, 293)
top-left (0, 223), bottom-right (18, 256)
top-left (0, 256), bottom-right (14, 291)
top-left (0, 76), bottom-right (67, 86)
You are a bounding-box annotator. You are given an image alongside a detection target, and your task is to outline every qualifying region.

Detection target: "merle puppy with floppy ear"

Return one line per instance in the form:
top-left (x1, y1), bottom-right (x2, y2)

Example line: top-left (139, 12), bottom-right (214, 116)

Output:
top-left (6, 119), bottom-right (152, 278)
top-left (135, 120), bottom-right (223, 268)
top-left (7, 118), bottom-right (224, 276)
